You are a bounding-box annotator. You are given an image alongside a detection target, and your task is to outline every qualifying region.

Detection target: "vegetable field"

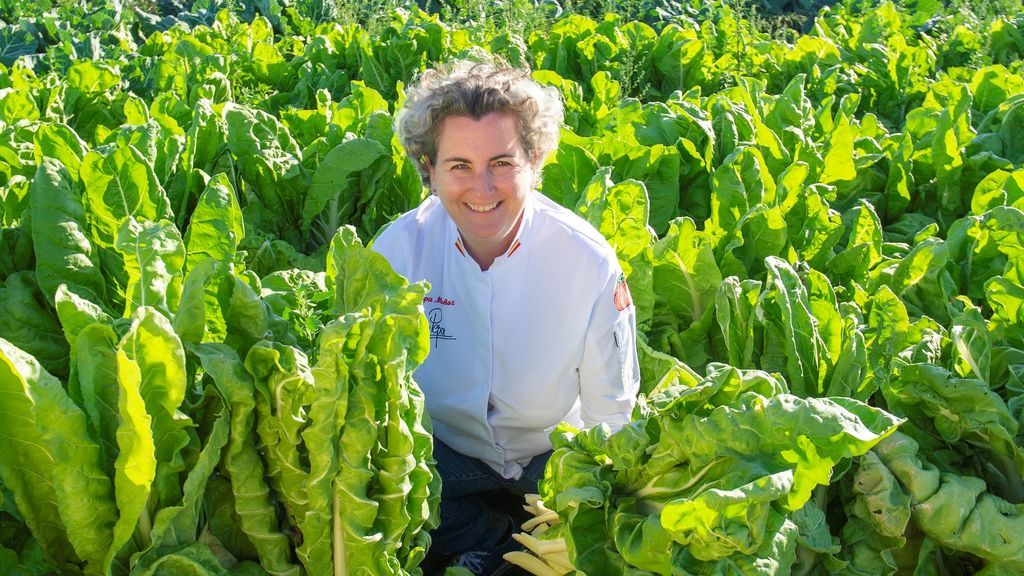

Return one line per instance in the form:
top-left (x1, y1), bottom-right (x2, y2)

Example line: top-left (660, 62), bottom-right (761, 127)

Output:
top-left (1, 0), bottom-right (1023, 574)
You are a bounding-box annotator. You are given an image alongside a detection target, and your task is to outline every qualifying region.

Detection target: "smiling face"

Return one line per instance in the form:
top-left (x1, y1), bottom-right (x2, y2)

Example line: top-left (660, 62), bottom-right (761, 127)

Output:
top-left (428, 112), bottom-right (539, 270)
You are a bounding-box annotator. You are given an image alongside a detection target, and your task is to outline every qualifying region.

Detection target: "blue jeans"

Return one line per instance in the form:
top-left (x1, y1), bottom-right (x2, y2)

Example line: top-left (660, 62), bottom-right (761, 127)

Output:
top-left (430, 439), bottom-right (552, 556)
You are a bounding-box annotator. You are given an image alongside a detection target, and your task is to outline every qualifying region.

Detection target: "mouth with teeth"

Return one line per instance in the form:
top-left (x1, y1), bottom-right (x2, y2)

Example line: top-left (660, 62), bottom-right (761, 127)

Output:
top-left (466, 201), bottom-right (501, 212)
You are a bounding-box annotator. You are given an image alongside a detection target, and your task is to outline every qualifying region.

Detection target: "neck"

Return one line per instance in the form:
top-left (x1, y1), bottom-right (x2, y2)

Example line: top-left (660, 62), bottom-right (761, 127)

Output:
top-left (466, 245), bottom-right (499, 271)
top-left (462, 211), bottom-right (525, 272)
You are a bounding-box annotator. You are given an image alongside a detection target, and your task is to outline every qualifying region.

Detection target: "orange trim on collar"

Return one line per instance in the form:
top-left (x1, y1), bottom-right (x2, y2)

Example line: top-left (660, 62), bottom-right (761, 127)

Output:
top-left (507, 240), bottom-right (522, 257)
top-left (454, 239), bottom-right (466, 257)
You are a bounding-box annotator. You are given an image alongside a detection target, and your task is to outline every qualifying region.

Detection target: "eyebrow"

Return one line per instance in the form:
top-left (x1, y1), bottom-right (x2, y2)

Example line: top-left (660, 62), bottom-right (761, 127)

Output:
top-left (440, 153), bottom-right (517, 164)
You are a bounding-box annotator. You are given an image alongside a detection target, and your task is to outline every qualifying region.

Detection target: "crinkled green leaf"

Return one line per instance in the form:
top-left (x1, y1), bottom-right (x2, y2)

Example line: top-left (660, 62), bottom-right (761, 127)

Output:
top-left (0, 25), bottom-right (38, 68)
top-left (33, 124), bottom-right (88, 181)
top-left (322, 314), bottom-right (390, 574)
top-left (820, 114), bottom-right (857, 185)
top-left (0, 338), bottom-right (118, 574)
top-left (829, 201), bottom-right (884, 285)
top-left (791, 499), bottom-right (844, 574)
top-left (875, 432), bottom-right (1024, 564)
top-left (541, 141), bottom-right (599, 210)
top-left (29, 159), bottom-right (106, 309)
top-left (885, 237), bottom-right (958, 325)
top-left (302, 138), bottom-right (388, 236)
top-left (544, 363), bottom-right (901, 575)
top-left (224, 103), bottom-right (303, 225)
top-left (184, 173), bottom-right (244, 272)
top-left (708, 147), bottom-right (777, 262)
top-left (116, 218), bottom-right (185, 317)
top-left (611, 143), bottom-right (680, 236)
top-left (119, 307), bottom-right (191, 509)
top-left (295, 327), bottom-right (349, 575)
top-left (66, 61), bottom-right (120, 94)
top-left (661, 470), bottom-right (794, 559)
top-left (191, 343), bottom-right (301, 576)
top-left (330, 225), bottom-right (427, 319)
top-left (884, 362), bottom-right (1023, 479)
top-left (147, 406), bottom-right (229, 549)
top-left (110, 119), bottom-right (185, 190)
top-left (951, 303), bottom-right (992, 383)
top-left (714, 277), bottom-right (763, 369)
top-left (106, 347), bottom-right (157, 573)
top-left (756, 257), bottom-right (824, 397)
top-left (244, 342), bottom-right (314, 526)
top-left (988, 276), bottom-right (1024, 350)
top-left (971, 169), bottom-right (1024, 214)
top-left (835, 516), bottom-right (902, 576)
top-left (81, 144), bottom-right (173, 249)
top-left (0, 86), bottom-right (37, 123)
top-left (725, 203), bottom-right (789, 278)
top-left (371, 309), bottom-right (434, 568)
top-left (610, 497), bottom-right (675, 574)
top-left (649, 217), bottom-right (720, 368)
top-left (131, 542), bottom-right (231, 576)
top-left (0, 272), bottom-right (69, 379)
top-left (849, 451), bottom-right (912, 539)
top-left (864, 286), bottom-right (911, 397)
top-left (75, 323), bottom-right (121, 480)
top-left (779, 166), bottom-right (844, 270)
top-left (972, 65), bottom-right (1024, 116)
top-left (202, 476), bottom-right (260, 563)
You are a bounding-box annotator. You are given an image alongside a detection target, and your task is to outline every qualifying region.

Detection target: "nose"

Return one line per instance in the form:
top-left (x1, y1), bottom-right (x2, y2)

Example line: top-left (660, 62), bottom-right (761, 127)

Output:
top-left (476, 169), bottom-right (496, 195)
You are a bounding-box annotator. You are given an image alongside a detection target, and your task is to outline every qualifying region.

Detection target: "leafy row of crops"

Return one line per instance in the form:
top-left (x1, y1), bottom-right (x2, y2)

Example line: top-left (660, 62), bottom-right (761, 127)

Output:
top-left (1, 0), bottom-right (1023, 574)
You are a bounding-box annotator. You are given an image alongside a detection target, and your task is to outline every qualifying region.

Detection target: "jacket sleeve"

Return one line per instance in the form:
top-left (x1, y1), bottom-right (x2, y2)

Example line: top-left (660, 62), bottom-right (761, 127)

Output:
top-left (577, 264), bottom-right (641, 431)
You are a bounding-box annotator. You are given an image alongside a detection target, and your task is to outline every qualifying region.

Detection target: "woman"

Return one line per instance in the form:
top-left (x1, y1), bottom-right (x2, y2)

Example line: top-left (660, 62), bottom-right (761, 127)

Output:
top-left (372, 59), bottom-right (640, 575)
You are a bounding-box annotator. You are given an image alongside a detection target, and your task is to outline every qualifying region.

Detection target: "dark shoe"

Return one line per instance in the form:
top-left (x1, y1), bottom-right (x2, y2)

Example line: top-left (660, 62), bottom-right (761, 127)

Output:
top-left (449, 532), bottom-right (525, 576)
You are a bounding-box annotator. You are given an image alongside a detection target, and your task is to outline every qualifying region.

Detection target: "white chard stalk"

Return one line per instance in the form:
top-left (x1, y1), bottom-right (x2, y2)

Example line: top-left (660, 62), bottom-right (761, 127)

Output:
top-left (502, 494), bottom-right (573, 576)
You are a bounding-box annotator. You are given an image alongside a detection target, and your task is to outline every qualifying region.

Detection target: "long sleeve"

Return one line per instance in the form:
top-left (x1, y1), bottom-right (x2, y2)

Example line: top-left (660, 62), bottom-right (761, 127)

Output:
top-left (578, 267), bottom-right (641, 431)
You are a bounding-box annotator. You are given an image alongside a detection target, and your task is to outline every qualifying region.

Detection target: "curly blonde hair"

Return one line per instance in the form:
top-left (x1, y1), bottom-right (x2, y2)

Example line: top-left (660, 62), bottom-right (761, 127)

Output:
top-left (395, 59), bottom-right (564, 185)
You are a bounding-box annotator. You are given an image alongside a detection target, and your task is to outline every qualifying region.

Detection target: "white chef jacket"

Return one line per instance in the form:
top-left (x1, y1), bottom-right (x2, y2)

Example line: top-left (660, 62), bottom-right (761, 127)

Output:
top-left (371, 192), bottom-right (640, 479)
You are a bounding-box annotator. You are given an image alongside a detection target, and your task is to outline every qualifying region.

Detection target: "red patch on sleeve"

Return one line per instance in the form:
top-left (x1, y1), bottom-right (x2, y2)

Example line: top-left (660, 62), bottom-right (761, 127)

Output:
top-left (614, 274), bottom-right (632, 311)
